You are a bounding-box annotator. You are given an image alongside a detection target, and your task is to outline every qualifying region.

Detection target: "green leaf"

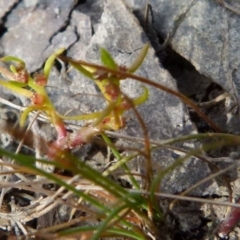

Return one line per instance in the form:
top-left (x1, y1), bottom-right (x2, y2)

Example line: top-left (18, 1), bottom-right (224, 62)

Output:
top-left (10, 64), bottom-right (17, 73)
top-left (62, 57), bottom-right (95, 80)
top-left (0, 79), bottom-right (32, 97)
top-left (101, 133), bottom-right (140, 189)
top-left (133, 86), bottom-right (149, 106)
top-left (93, 101), bottom-right (117, 127)
top-left (20, 106), bottom-right (40, 127)
top-left (128, 43), bottom-right (149, 73)
top-left (8, 80), bottom-right (27, 88)
top-left (100, 48), bottom-right (118, 69)
top-left (59, 226), bottom-right (145, 239)
top-left (59, 110), bottom-right (103, 121)
top-left (1, 56), bottom-right (25, 65)
top-left (44, 48), bottom-right (65, 80)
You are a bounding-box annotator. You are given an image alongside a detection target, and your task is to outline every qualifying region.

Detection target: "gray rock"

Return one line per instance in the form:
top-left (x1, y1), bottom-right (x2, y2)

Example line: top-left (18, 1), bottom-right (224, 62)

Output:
top-left (0, 0), bottom-right (77, 72)
top-left (43, 25), bottom-right (77, 59)
top-left (68, 10), bottom-right (92, 58)
top-left (150, 0), bottom-right (240, 98)
top-left (123, 0), bottom-right (146, 10)
top-left (70, 11), bottom-right (92, 46)
top-left (0, 0), bottom-right (19, 21)
top-left (23, 0), bottom-right (38, 7)
top-left (75, 0), bottom-right (105, 28)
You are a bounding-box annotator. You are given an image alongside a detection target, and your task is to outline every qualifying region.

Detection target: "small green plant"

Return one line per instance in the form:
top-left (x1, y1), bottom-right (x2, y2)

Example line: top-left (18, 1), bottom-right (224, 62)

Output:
top-left (0, 44), bottom-right (149, 161)
top-left (0, 44), bottom-right (156, 239)
top-left (1, 43), bottom-right (240, 239)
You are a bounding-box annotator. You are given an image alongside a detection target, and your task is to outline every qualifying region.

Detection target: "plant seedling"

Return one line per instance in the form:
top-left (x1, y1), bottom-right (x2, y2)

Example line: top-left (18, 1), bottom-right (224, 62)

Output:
top-left (0, 44), bottom-right (149, 160)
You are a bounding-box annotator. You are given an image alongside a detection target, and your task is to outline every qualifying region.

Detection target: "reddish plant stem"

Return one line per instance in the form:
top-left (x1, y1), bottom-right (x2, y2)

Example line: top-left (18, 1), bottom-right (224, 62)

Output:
top-left (55, 121), bottom-right (67, 140)
top-left (217, 199), bottom-right (240, 239)
top-left (47, 124), bottom-right (101, 160)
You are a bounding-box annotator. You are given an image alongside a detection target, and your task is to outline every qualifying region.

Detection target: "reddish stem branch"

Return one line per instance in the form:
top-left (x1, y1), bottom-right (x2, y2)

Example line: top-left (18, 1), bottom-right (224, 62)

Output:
top-left (217, 199), bottom-right (240, 239)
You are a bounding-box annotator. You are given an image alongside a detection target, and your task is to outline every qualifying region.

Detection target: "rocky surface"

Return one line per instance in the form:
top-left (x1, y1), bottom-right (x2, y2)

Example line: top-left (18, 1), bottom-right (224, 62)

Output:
top-left (150, 0), bottom-right (240, 95)
top-left (1, 0), bottom-right (77, 72)
top-left (0, 0), bottom-right (240, 239)
top-left (0, 0), bottom-right (19, 21)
